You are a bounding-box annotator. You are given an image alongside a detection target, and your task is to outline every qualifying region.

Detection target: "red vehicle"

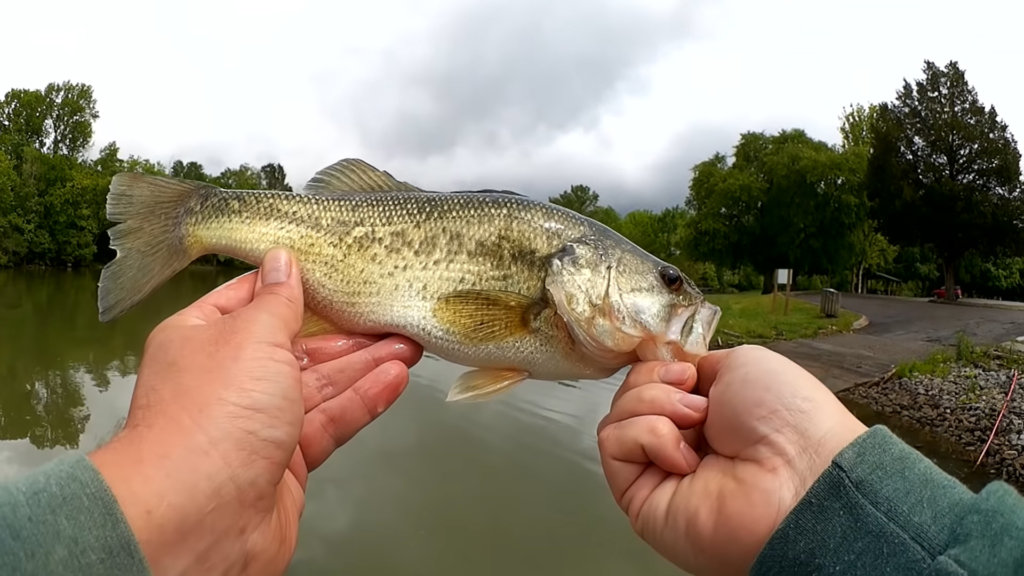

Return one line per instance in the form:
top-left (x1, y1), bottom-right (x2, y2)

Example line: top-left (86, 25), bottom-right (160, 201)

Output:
top-left (932, 286), bottom-right (962, 300)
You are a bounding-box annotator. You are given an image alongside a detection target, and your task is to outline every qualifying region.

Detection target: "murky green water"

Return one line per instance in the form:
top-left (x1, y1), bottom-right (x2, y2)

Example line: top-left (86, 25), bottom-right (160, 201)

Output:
top-left (0, 267), bottom-right (682, 575)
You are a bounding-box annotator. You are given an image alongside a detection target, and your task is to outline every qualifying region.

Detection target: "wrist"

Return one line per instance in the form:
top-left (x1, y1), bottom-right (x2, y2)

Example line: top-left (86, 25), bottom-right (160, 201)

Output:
top-left (795, 410), bottom-right (869, 503)
top-left (88, 428), bottom-right (246, 575)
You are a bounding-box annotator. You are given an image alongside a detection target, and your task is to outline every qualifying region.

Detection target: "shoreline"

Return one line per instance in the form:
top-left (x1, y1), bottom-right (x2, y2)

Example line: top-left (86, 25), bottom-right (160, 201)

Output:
top-left (838, 360), bottom-right (1024, 492)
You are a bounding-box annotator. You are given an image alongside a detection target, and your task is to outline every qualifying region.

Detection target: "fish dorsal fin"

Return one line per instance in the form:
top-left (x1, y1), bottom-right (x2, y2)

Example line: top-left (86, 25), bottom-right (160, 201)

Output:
top-left (303, 158), bottom-right (424, 194)
top-left (451, 189), bottom-right (527, 197)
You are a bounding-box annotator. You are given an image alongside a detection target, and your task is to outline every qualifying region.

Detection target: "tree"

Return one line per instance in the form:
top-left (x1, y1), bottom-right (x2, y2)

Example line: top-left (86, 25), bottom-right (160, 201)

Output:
top-left (213, 163), bottom-right (262, 189)
top-left (849, 220), bottom-right (898, 293)
top-left (549, 183), bottom-right (622, 229)
top-left (41, 81), bottom-right (99, 158)
top-left (92, 141), bottom-right (123, 175)
top-left (616, 206), bottom-right (690, 262)
top-left (0, 81), bottom-right (98, 163)
top-left (0, 88), bottom-right (50, 163)
top-left (839, 103), bottom-right (881, 152)
top-left (170, 159), bottom-right (211, 182)
top-left (686, 129), bottom-right (867, 291)
top-left (839, 103), bottom-right (899, 291)
top-left (259, 162), bottom-right (292, 191)
top-left (866, 60), bottom-right (1024, 300)
top-left (550, 184), bottom-right (599, 214)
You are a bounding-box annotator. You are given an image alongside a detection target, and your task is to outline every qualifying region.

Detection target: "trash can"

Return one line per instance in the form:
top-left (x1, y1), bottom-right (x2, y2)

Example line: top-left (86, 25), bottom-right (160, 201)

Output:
top-left (820, 288), bottom-right (841, 318)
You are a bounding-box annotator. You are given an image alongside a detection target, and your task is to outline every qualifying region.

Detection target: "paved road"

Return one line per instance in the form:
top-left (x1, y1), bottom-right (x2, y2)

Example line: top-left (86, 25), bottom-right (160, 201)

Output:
top-left (766, 293), bottom-right (1024, 392)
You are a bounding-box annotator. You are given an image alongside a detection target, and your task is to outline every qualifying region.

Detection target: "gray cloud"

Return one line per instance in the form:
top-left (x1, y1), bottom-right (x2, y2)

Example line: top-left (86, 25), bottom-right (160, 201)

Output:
top-left (630, 124), bottom-right (742, 210)
top-left (372, 122), bottom-right (740, 216)
top-left (331, 0), bottom-right (698, 160)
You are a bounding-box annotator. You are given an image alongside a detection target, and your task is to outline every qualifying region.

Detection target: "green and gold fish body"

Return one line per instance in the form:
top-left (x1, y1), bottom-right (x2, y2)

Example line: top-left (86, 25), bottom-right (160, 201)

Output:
top-left (98, 159), bottom-right (721, 401)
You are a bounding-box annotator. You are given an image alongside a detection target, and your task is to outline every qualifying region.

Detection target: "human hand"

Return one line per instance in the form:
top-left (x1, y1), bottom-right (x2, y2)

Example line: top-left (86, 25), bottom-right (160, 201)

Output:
top-left (597, 344), bottom-right (867, 575)
top-left (89, 248), bottom-right (423, 575)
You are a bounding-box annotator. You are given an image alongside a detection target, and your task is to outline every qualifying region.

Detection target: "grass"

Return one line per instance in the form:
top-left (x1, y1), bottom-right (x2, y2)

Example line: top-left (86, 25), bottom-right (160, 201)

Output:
top-left (894, 331), bottom-right (1024, 381)
top-left (704, 290), bottom-right (860, 348)
top-left (893, 348), bottom-right (955, 379)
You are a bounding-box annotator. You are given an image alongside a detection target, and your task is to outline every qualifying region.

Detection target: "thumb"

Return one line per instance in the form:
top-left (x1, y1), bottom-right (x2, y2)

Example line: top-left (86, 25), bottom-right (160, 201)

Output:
top-left (238, 247), bottom-right (305, 338)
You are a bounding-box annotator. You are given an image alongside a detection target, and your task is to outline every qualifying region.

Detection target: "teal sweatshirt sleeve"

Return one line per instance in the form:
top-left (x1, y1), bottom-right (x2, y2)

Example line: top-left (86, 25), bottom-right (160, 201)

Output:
top-left (0, 452), bottom-right (150, 575)
top-left (752, 425), bottom-right (1024, 575)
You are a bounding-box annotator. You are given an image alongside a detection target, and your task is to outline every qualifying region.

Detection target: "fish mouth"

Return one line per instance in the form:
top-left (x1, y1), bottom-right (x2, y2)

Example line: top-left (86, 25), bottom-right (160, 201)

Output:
top-left (678, 300), bottom-right (721, 356)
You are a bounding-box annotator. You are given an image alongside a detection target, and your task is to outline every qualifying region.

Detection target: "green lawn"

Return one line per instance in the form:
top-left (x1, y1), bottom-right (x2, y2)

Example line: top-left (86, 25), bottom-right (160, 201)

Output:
top-left (704, 291), bottom-right (860, 348)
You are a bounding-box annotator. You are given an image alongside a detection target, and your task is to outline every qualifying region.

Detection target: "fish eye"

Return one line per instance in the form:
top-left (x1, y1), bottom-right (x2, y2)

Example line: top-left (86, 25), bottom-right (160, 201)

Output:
top-left (658, 265), bottom-right (684, 292)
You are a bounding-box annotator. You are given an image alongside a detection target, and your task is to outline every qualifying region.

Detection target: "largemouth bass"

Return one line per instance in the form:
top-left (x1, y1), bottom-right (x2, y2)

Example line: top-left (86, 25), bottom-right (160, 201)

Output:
top-left (97, 158), bottom-right (720, 401)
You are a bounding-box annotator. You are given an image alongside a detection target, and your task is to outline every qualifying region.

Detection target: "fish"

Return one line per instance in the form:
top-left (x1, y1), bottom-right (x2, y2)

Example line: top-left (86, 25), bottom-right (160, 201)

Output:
top-left (97, 158), bottom-right (721, 402)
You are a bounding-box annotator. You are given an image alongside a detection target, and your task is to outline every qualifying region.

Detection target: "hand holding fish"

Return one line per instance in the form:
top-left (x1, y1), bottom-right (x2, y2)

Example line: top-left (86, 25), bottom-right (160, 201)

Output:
top-left (597, 345), bottom-right (868, 576)
top-left (88, 248), bottom-right (423, 575)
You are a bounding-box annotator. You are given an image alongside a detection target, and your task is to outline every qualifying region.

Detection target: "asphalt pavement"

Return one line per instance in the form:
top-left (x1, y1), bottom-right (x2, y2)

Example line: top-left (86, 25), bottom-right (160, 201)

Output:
top-left (765, 293), bottom-right (1024, 392)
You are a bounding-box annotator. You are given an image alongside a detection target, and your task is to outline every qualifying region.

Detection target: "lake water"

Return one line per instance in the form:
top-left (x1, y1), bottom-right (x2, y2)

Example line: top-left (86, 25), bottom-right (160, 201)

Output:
top-left (0, 267), bottom-right (682, 575)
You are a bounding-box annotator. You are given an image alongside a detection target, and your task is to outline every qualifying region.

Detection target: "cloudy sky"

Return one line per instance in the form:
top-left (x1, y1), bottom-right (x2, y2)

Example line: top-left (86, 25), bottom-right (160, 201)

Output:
top-left (3, 0), bottom-right (1022, 211)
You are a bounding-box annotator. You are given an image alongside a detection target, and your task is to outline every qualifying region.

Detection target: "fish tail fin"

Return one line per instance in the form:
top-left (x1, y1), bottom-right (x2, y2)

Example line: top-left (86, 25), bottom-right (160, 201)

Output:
top-left (98, 173), bottom-right (212, 322)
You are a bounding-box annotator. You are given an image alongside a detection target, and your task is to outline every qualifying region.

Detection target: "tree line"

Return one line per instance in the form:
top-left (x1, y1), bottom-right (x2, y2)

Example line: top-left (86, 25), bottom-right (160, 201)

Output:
top-left (0, 81), bottom-right (293, 268)
top-left (551, 59), bottom-right (1024, 301)
top-left (5, 60), bottom-right (1024, 301)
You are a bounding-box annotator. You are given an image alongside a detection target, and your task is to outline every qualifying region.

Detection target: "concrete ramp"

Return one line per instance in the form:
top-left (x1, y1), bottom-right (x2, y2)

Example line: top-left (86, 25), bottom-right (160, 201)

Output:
top-left (767, 333), bottom-right (937, 393)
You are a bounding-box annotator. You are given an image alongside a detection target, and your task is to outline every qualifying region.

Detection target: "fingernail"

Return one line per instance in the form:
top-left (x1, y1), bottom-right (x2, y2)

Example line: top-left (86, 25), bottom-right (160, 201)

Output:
top-left (681, 441), bottom-right (702, 470)
top-left (262, 248), bottom-right (291, 284)
top-left (658, 363), bottom-right (694, 384)
top-left (677, 392), bottom-right (708, 414)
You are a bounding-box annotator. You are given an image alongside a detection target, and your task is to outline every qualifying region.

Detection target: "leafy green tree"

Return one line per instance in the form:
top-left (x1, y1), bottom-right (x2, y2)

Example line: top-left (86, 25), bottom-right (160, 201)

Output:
top-left (123, 155), bottom-right (168, 176)
top-left (41, 81), bottom-right (99, 158)
top-left (866, 60), bottom-right (1024, 300)
top-left (213, 163), bottom-right (262, 189)
top-left (92, 141), bottom-right (123, 175)
top-left (0, 88), bottom-right (50, 163)
top-left (259, 162), bottom-right (292, 191)
top-left (839, 103), bottom-right (881, 152)
top-left (170, 159), bottom-right (211, 181)
top-left (849, 220), bottom-right (898, 293)
top-left (0, 152), bottom-right (20, 266)
top-left (549, 183), bottom-right (622, 229)
top-left (616, 206), bottom-right (690, 262)
top-left (686, 129), bottom-right (867, 291)
top-left (839, 103), bottom-right (899, 291)
top-left (550, 184), bottom-right (599, 214)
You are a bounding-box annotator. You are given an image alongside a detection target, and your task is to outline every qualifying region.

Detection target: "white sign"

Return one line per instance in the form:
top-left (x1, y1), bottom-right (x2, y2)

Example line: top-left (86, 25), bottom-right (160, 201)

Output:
top-left (776, 269), bottom-right (790, 284)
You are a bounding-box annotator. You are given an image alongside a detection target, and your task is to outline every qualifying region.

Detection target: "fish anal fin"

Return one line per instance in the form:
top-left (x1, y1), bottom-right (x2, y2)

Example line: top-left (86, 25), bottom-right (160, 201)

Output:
top-left (299, 310), bottom-right (338, 338)
top-left (446, 369), bottom-right (530, 402)
top-left (303, 158), bottom-right (423, 194)
top-left (433, 289), bottom-right (539, 344)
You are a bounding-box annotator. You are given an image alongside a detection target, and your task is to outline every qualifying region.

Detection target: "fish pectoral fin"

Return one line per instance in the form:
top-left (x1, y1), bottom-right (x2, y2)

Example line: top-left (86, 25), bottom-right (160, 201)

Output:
top-left (433, 289), bottom-right (539, 344)
top-left (298, 310), bottom-right (338, 338)
top-left (302, 158), bottom-right (424, 194)
top-left (447, 369), bottom-right (531, 402)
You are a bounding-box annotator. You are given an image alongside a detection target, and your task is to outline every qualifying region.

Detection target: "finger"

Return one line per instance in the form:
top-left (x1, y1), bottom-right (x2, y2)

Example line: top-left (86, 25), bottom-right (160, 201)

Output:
top-left (301, 336), bottom-right (423, 412)
top-left (288, 446), bottom-right (309, 491)
top-left (683, 425), bottom-right (705, 457)
top-left (301, 359), bottom-right (410, 471)
top-left (172, 269), bottom-right (259, 324)
top-left (292, 334), bottom-right (384, 368)
top-left (599, 383), bottom-right (707, 432)
top-left (233, 247), bottom-right (304, 338)
top-left (693, 346), bottom-right (743, 396)
top-left (613, 361), bottom-right (697, 405)
top-left (597, 415), bottom-right (700, 500)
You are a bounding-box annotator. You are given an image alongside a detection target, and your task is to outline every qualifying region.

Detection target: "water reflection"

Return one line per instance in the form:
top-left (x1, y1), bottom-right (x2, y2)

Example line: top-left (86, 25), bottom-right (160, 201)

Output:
top-left (0, 267), bottom-right (239, 450)
top-left (0, 267), bottom-right (682, 575)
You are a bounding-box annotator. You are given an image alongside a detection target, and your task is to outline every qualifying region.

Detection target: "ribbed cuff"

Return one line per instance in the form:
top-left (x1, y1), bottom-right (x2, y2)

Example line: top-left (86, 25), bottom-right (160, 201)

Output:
top-left (751, 425), bottom-right (975, 575)
top-left (0, 452), bottom-right (150, 575)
